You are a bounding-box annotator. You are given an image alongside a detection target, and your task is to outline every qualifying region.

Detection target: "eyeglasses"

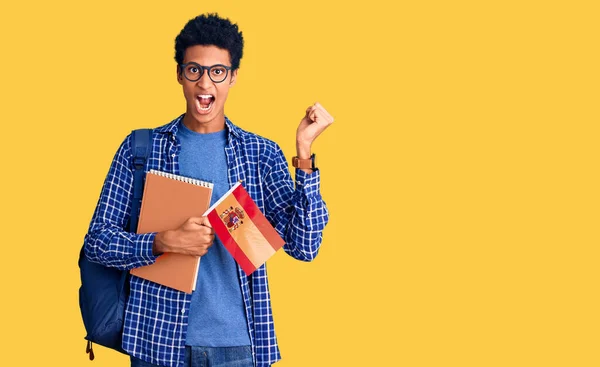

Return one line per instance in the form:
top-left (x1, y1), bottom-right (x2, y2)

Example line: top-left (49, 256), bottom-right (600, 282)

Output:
top-left (179, 62), bottom-right (232, 83)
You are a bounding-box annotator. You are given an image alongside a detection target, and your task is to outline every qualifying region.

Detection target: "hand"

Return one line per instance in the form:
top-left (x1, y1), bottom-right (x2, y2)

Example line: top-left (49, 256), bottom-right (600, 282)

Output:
top-left (296, 102), bottom-right (334, 158)
top-left (153, 217), bottom-right (215, 257)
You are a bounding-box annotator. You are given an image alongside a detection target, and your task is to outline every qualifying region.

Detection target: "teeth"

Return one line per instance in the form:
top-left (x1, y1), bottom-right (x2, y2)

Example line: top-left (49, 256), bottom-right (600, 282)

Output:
top-left (198, 94), bottom-right (213, 99)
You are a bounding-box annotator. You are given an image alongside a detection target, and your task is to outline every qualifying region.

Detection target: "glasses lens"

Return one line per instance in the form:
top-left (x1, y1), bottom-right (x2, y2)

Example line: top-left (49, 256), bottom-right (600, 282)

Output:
top-left (209, 66), bottom-right (228, 83)
top-left (183, 64), bottom-right (202, 81)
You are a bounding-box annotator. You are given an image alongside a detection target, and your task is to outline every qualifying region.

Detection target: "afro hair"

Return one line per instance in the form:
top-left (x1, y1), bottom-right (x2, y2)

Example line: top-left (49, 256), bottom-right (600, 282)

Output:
top-left (174, 13), bottom-right (244, 71)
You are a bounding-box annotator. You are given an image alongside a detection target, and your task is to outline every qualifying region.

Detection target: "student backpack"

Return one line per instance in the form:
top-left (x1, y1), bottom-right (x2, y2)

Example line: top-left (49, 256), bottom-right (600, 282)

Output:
top-left (78, 129), bottom-right (153, 360)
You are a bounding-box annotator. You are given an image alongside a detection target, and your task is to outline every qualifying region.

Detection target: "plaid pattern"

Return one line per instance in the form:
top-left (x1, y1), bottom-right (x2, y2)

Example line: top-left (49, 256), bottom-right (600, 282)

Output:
top-left (84, 114), bottom-right (328, 367)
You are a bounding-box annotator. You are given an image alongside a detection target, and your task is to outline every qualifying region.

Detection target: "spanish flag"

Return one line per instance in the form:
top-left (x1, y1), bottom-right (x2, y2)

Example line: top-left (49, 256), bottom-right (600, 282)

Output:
top-left (205, 182), bottom-right (285, 275)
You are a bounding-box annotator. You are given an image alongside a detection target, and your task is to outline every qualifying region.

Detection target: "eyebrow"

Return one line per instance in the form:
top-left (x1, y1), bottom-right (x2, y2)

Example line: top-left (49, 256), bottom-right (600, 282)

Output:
top-left (183, 62), bottom-right (230, 66)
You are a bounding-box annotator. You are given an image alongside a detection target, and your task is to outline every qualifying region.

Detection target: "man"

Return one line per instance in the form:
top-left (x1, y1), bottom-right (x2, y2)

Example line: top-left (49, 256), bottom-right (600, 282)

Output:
top-left (84, 13), bottom-right (333, 367)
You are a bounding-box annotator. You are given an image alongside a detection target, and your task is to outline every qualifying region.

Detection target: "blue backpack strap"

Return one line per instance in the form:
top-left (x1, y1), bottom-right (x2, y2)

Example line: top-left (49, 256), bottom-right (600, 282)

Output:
top-left (129, 129), bottom-right (153, 233)
top-left (80, 128), bottom-right (153, 359)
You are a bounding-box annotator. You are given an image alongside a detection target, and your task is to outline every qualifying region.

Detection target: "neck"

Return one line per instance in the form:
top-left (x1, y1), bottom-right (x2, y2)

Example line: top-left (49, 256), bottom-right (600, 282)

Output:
top-left (182, 112), bottom-right (226, 133)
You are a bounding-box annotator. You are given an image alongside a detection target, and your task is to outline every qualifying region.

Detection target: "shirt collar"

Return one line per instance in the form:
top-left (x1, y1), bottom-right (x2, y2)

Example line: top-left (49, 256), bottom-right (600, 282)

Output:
top-left (154, 114), bottom-right (244, 140)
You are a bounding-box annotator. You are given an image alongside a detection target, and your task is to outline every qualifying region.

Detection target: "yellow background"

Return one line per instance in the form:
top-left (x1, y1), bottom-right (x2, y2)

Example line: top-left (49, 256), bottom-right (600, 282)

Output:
top-left (0, 0), bottom-right (598, 366)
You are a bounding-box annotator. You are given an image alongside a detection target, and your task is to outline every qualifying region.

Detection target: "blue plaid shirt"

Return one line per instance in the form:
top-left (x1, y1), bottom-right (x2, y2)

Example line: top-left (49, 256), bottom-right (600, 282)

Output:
top-left (84, 114), bottom-right (328, 367)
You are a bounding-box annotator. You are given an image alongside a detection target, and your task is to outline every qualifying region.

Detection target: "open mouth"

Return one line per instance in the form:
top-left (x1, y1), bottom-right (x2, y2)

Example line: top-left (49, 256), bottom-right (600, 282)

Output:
top-left (196, 94), bottom-right (215, 114)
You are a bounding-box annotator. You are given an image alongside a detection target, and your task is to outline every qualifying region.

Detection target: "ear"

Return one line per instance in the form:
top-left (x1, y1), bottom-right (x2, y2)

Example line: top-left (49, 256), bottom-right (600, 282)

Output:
top-left (176, 65), bottom-right (183, 85)
top-left (229, 69), bottom-right (238, 87)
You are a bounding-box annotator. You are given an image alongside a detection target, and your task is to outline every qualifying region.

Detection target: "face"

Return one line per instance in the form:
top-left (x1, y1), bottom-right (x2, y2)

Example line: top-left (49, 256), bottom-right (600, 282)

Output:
top-left (177, 45), bottom-right (237, 130)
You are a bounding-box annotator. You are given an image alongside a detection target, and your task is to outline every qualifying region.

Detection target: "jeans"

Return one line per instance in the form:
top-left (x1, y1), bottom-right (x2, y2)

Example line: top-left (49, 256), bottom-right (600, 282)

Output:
top-left (130, 346), bottom-right (254, 367)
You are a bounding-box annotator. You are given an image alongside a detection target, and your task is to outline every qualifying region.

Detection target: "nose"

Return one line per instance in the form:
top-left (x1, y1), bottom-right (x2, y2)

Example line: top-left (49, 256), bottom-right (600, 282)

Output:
top-left (197, 69), bottom-right (212, 88)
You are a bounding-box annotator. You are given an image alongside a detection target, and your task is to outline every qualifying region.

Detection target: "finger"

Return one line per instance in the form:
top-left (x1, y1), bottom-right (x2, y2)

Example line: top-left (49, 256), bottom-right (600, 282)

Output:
top-left (311, 109), bottom-right (323, 124)
top-left (201, 235), bottom-right (215, 248)
top-left (319, 108), bottom-right (333, 123)
top-left (200, 216), bottom-right (212, 228)
top-left (314, 102), bottom-right (334, 122)
top-left (197, 233), bottom-right (214, 247)
top-left (306, 105), bottom-right (317, 119)
top-left (305, 106), bottom-right (313, 117)
top-left (313, 102), bottom-right (333, 120)
top-left (186, 217), bottom-right (205, 226)
top-left (313, 109), bottom-right (332, 125)
top-left (198, 225), bottom-right (214, 235)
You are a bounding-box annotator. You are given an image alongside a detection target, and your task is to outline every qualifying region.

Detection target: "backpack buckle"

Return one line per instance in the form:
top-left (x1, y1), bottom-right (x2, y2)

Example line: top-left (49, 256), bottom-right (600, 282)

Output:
top-left (133, 157), bottom-right (145, 169)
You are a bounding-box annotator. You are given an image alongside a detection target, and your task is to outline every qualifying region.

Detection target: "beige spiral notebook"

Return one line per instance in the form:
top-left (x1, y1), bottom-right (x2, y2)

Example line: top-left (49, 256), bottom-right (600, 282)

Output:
top-left (130, 169), bottom-right (213, 293)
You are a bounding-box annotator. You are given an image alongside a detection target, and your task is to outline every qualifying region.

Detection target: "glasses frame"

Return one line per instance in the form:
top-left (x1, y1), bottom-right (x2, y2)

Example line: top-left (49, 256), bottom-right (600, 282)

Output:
top-left (179, 62), bottom-right (232, 83)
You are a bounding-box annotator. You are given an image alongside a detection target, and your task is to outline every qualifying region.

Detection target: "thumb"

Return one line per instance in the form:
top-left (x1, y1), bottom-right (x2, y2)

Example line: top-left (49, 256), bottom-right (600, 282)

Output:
top-left (201, 216), bottom-right (213, 228)
top-left (186, 217), bottom-right (205, 226)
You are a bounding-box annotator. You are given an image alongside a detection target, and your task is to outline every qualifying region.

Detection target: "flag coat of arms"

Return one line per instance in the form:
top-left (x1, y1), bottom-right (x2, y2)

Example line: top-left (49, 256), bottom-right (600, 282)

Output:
top-left (205, 182), bottom-right (285, 275)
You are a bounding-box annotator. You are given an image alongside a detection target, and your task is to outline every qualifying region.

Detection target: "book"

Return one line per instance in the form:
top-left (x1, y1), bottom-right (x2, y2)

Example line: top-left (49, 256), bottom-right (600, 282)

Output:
top-left (206, 182), bottom-right (285, 276)
top-left (130, 169), bottom-right (213, 293)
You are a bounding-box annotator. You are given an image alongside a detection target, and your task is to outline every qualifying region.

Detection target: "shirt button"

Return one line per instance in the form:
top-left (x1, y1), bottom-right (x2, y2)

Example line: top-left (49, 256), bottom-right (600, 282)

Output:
top-left (181, 308), bottom-right (185, 314)
top-left (172, 154), bottom-right (176, 158)
top-left (307, 213), bottom-right (311, 218)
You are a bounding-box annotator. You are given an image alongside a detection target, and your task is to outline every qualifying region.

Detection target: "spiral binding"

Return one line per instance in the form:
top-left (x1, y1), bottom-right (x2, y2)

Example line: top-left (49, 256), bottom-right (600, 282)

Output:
top-left (149, 169), bottom-right (214, 189)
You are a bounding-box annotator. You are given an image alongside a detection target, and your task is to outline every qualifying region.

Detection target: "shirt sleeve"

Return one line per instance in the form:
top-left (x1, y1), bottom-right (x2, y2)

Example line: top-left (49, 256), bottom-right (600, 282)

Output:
top-left (263, 144), bottom-right (329, 262)
top-left (83, 134), bottom-right (160, 270)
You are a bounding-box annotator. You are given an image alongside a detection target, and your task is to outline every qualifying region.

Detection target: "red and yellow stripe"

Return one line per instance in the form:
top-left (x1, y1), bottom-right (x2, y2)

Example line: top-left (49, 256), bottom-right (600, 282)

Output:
top-left (207, 184), bottom-right (285, 275)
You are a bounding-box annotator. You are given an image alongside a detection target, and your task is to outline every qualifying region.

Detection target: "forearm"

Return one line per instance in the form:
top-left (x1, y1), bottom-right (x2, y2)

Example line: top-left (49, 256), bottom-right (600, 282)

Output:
top-left (279, 169), bottom-right (329, 261)
top-left (264, 143), bottom-right (328, 261)
top-left (83, 133), bottom-right (161, 269)
top-left (281, 218), bottom-right (327, 261)
top-left (84, 222), bottom-right (159, 270)
top-left (286, 100), bottom-right (333, 250)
